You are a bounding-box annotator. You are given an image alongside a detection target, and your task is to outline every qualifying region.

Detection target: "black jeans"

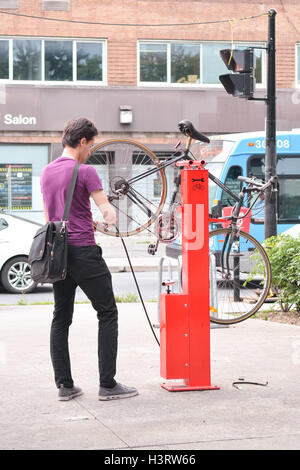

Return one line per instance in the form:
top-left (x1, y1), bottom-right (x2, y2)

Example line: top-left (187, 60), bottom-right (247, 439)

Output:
top-left (50, 245), bottom-right (118, 389)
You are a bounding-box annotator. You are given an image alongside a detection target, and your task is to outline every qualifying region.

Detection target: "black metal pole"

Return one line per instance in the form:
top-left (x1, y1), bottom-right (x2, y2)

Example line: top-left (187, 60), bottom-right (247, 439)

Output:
top-left (264, 8), bottom-right (277, 239)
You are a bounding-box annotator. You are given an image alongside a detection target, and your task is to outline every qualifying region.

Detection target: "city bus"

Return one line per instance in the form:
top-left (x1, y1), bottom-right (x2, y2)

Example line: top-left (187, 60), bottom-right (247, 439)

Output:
top-left (192, 129), bottom-right (300, 243)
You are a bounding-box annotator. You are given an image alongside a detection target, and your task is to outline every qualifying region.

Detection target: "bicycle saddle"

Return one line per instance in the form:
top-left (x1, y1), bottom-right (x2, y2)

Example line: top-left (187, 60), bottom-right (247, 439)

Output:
top-left (178, 120), bottom-right (210, 143)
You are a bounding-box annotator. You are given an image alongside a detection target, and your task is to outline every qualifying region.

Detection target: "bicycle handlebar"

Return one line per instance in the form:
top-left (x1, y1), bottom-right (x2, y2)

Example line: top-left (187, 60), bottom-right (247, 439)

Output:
top-left (238, 175), bottom-right (264, 187)
top-left (238, 175), bottom-right (277, 192)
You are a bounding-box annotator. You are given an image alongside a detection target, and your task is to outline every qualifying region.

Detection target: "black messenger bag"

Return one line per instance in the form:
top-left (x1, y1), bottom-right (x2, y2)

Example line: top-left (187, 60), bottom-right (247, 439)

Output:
top-left (28, 163), bottom-right (80, 283)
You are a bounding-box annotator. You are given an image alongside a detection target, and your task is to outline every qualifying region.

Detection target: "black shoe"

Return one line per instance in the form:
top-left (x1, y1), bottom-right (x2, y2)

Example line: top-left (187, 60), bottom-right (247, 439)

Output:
top-left (98, 383), bottom-right (138, 401)
top-left (58, 384), bottom-right (83, 401)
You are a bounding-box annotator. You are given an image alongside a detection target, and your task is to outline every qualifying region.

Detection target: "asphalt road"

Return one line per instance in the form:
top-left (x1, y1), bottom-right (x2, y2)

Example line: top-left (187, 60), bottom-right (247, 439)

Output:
top-left (0, 271), bottom-right (174, 305)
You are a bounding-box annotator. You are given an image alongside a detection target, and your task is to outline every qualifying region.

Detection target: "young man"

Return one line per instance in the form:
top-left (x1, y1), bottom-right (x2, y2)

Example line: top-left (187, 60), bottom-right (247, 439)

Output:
top-left (41, 117), bottom-right (138, 401)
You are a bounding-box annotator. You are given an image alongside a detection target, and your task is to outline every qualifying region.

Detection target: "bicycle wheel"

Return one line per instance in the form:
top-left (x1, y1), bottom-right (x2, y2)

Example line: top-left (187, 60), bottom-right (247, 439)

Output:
top-left (209, 228), bottom-right (271, 324)
top-left (87, 139), bottom-right (167, 237)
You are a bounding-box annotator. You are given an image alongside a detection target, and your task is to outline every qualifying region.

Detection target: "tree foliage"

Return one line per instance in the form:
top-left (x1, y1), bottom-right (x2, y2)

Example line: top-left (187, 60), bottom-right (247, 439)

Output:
top-left (264, 234), bottom-right (300, 312)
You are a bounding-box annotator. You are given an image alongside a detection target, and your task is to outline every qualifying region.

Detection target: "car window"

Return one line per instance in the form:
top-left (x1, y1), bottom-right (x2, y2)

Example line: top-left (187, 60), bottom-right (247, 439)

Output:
top-left (0, 218), bottom-right (8, 231)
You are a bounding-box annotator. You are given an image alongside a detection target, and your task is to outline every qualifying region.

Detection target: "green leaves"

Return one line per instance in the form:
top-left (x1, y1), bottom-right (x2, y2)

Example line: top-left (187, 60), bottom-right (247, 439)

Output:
top-left (264, 234), bottom-right (300, 312)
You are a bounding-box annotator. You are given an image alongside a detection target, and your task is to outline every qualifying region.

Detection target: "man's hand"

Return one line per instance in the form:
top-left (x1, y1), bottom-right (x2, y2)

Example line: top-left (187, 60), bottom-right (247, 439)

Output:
top-left (94, 220), bottom-right (110, 232)
top-left (91, 190), bottom-right (117, 227)
top-left (99, 202), bottom-right (117, 225)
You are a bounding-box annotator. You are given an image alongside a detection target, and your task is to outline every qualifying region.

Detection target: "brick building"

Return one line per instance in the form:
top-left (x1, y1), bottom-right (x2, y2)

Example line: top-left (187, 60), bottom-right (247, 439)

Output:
top-left (0, 0), bottom-right (299, 221)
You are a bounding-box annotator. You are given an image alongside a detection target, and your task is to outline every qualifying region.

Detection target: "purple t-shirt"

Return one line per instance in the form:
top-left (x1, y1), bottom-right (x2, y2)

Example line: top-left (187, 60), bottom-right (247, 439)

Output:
top-left (41, 157), bottom-right (103, 246)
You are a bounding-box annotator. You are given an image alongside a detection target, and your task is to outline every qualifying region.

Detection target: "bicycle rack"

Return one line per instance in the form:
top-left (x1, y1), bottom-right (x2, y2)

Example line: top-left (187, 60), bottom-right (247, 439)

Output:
top-left (160, 161), bottom-right (219, 392)
top-left (156, 253), bottom-right (226, 331)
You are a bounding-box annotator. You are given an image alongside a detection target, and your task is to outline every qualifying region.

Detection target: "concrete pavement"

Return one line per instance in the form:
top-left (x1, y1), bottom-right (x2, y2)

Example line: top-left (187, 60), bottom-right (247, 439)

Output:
top-left (96, 231), bottom-right (179, 273)
top-left (104, 256), bottom-right (178, 273)
top-left (0, 302), bottom-right (300, 450)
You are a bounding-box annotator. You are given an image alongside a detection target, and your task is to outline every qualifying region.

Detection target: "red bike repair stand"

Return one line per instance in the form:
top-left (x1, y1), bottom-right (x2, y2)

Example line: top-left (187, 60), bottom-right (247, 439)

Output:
top-left (160, 160), bottom-right (219, 391)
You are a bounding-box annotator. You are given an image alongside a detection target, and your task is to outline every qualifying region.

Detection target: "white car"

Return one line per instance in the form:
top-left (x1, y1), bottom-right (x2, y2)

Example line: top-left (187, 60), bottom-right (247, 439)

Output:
top-left (0, 213), bottom-right (41, 294)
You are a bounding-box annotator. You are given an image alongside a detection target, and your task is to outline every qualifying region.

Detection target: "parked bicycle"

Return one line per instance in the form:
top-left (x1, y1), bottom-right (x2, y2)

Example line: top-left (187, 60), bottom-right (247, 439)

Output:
top-left (87, 121), bottom-right (272, 325)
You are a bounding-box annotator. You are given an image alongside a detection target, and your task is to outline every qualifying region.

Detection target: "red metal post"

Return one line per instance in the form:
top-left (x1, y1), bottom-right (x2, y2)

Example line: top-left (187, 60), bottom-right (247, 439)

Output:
top-left (160, 164), bottom-right (219, 391)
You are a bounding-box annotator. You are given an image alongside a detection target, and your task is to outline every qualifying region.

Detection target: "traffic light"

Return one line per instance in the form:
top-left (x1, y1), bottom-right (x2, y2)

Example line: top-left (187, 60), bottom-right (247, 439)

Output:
top-left (219, 49), bottom-right (256, 99)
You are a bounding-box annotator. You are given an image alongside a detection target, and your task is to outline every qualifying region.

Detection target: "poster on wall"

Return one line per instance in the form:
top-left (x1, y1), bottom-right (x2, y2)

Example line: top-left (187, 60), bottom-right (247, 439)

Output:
top-left (0, 164), bottom-right (32, 210)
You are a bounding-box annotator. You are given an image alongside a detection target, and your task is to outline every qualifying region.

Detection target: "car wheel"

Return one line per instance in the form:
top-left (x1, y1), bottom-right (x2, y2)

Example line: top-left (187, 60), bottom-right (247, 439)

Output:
top-left (1, 256), bottom-right (37, 294)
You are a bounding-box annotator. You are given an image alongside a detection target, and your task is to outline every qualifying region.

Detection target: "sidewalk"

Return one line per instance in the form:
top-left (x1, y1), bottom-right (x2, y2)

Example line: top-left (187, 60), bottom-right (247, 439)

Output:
top-left (105, 256), bottom-right (178, 273)
top-left (0, 302), bottom-right (300, 450)
top-left (96, 232), bottom-right (179, 272)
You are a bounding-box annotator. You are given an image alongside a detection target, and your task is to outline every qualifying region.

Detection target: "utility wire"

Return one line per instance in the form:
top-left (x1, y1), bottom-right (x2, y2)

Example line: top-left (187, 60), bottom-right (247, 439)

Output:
top-left (0, 9), bottom-right (270, 27)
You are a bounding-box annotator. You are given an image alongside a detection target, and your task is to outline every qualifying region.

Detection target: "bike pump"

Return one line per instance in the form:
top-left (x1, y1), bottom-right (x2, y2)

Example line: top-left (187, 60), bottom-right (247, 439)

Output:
top-left (160, 156), bottom-right (219, 392)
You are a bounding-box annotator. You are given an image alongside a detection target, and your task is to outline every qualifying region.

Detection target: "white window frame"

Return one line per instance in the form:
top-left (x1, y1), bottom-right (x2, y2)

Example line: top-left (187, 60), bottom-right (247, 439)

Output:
top-left (138, 40), bottom-right (266, 88)
top-left (0, 36), bottom-right (107, 86)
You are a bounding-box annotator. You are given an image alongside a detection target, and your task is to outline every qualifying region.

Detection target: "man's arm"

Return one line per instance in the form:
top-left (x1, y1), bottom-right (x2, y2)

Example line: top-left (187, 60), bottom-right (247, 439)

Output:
top-left (43, 200), bottom-right (49, 223)
top-left (91, 190), bottom-right (117, 226)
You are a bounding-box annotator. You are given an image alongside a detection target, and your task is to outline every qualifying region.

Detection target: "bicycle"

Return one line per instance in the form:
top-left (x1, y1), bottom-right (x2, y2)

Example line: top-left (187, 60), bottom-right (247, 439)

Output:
top-left (87, 121), bottom-right (272, 325)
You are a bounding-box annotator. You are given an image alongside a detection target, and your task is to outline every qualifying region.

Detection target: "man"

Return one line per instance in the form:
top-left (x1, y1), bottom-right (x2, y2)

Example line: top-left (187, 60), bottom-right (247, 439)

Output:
top-left (41, 117), bottom-right (138, 401)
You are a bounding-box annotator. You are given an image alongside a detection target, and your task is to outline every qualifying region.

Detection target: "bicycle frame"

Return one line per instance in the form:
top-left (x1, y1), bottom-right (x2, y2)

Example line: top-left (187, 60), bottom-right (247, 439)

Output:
top-left (110, 133), bottom-right (266, 254)
top-left (125, 141), bottom-right (242, 237)
top-left (127, 144), bottom-right (190, 186)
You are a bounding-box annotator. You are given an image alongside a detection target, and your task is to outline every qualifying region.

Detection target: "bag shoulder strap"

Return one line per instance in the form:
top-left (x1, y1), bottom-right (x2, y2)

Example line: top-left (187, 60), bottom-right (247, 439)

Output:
top-left (62, 163), bottom-right (80, 222)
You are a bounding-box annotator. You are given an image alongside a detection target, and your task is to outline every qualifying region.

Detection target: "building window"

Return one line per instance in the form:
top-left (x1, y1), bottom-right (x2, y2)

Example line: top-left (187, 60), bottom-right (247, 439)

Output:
top-left (42, 0), bottom-right (69, 11)
top-left (0, 0), bottom-right (18, 8)
top-left (76, 42), bottom-right (103, 81)
top-left (0, 164), bottom-right (32, 211)
top-left (13, 39), bottom-right (42, 81)
top-left (0, 145), bottom-right (49, 224)
top-left (171, 43), bottom-right (200, 84)
top-left (0, 37), bottom-right (106, 85)
top-left (138, 41), bottom-right (265, 87)
top-left (45, 40), bottom-right (73, 81)
top-left (0, 40), bottom-right (9, 79)
top-left (140, 43), bottom-right (167, 82)
top-left (202, 42), bottom-right (224, 85)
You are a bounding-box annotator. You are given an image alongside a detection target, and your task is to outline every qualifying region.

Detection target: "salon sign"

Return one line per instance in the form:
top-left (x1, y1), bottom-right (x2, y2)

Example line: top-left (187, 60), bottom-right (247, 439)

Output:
top-left (4, 114), bottom-right (37, 125)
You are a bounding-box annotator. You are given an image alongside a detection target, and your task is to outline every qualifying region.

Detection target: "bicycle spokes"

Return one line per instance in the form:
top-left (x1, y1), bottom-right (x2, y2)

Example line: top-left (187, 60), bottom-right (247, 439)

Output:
top-left (87, 140), bottom-right (167, 237)
top-left (209, 229), bottom-right (271, 324)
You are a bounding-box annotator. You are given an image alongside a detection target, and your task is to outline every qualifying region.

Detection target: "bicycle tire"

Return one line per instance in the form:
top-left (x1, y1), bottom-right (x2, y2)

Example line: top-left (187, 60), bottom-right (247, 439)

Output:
top-left (87, 139), bottom-right (167, 237)
top-left (209, 228), bottom-right (271, 324)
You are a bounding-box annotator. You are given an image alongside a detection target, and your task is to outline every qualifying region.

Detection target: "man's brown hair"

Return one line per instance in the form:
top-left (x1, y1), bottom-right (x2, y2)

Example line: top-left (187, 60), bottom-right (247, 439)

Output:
top-left (62, 118), bottom-right (98, 148)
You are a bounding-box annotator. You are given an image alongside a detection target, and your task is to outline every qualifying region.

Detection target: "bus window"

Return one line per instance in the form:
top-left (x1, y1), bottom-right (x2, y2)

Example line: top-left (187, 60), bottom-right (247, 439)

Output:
top-left (220, 166), bottom-right (242, 207)
top-left (193, 139), bottom-right (236, 211)
top-left (248, 155), bottom-right (264, 177)
top-left (278, 178), bottom-right (300, 221)
top-left (248, 154), bottom-right (300, 223)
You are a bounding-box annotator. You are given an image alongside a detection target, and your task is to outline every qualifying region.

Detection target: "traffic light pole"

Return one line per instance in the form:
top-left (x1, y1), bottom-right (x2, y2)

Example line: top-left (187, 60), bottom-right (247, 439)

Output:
top-left (219, 9), bottom-right (278, 239)
top-left (264, 8), bottom-right (277, 239)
